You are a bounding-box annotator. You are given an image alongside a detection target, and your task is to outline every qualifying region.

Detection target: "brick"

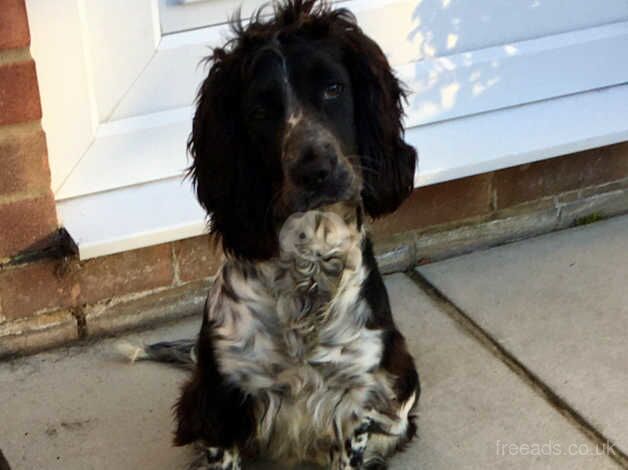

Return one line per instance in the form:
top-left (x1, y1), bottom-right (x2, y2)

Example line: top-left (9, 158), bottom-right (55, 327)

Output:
top-left (494, 142), bottom-right (628, 209)
top-left (373, 240), bottom-right (416, 275)
top-left (371, 173), bottom-right (492, 240)
top-left (0, 310), bottom-right (77, 358)
top-left (173, 235), bottom-right (221, 283)
top-left (0, 60), bottom-right (41, 126)
top-left (414, 207), bottom-right (560, 264)
top-left (558, 189), bottom-right (628, 229)
top-left (0, 192), bottom-right (58, 258)
top-left (0, 127), bottom-right (51, 197)
top-left (0, 0), bottom-right (30, 49)
top-left (85, 280), bottom-right (208, 337)
top-left (0, 259), bottom-right (78, 320)
top-left (77, 243), bottom-right (174, 305)
top-left (0, 243), bottom-right (174, 320)
top-left (581, 175), bottom-right (628, 198)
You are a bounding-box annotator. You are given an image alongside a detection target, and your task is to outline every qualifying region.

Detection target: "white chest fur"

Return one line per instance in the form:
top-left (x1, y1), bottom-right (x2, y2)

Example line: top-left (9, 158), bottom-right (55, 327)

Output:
top-left (206, 209), bottom-right (394, 463)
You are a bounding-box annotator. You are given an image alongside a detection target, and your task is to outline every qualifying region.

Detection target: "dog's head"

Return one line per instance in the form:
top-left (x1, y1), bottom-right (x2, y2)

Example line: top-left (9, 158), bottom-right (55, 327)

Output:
top-left (188, 0), bottom-right (417, 260)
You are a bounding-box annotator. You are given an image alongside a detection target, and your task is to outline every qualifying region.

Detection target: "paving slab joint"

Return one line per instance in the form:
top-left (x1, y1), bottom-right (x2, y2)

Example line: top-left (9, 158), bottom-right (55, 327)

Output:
top-left (405, 269), bottom-right (628, 469)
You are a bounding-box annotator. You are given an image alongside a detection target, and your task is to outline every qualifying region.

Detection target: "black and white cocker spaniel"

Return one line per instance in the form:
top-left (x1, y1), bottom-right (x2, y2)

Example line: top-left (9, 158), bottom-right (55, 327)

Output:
top-left (134, 1), bottom-right (420, 468)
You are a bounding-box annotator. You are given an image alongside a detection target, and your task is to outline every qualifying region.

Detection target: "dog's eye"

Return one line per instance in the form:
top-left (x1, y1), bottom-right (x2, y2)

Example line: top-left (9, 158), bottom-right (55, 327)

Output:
top-left (249, 106), bottom-right (269, 121)
top-left (323, 83), bottom-right (344, 100)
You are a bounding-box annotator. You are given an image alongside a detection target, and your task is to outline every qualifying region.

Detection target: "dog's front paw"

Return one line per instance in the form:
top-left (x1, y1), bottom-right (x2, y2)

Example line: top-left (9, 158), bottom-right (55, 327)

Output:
top-left (279, 210), bottom-right (356, 261)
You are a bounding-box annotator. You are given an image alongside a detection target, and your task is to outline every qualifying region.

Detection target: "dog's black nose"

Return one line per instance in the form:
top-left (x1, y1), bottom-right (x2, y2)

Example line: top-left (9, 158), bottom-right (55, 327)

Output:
top-left (291, 142), bottom-right (338, 190)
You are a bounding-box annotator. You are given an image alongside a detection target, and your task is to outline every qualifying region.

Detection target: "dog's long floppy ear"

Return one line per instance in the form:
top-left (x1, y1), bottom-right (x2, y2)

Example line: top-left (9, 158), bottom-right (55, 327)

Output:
top-left (188, 48), bottom-right (278, 260)
top-left (335, 16), bottom-right (417, 217)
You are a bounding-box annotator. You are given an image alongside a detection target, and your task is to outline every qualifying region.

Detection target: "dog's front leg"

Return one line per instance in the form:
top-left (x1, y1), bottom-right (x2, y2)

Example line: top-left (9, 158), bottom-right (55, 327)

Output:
top-left (188, 446), bottom-right (241, 470)
top-left (330, 418), bottom-right (372, 470)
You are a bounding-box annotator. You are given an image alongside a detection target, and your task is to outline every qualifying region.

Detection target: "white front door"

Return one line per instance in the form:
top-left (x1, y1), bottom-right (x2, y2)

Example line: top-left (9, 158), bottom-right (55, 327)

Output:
top-left (26, 0), bottom-right (628, 258)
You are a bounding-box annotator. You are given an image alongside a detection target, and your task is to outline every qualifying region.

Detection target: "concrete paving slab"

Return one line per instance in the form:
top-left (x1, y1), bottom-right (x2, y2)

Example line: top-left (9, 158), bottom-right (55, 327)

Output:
top-left (0, 275), bottom-right (620, 469)
top-left (418, 215), bottom-right (628, 459)
top-left (386, 274), bottom-right (619, 470)
top-left (0, 318), bottom-right (201, 470)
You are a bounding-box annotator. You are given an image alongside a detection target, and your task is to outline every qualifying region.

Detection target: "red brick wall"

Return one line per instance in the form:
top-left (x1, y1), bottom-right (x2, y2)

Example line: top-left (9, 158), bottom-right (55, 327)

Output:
top-left (0, 0), bottom-right (58, 261)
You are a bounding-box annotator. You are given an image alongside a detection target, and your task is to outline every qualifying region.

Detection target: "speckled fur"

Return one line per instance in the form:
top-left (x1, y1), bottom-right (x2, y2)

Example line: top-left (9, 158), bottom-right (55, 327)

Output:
top-left (202, 205), bottom-right (416, 467)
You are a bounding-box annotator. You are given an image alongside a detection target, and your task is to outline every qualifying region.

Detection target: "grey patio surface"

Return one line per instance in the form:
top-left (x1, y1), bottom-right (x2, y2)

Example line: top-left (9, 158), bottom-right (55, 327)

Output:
top-left (1, 215), bottom-right (627, 469)
top-left (417, 214), bottom-right (628, 466)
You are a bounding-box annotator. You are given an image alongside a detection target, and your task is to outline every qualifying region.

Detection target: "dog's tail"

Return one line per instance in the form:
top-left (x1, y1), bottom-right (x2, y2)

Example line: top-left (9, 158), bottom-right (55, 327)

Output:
top-left (116, 339), bottom-right (197, 368)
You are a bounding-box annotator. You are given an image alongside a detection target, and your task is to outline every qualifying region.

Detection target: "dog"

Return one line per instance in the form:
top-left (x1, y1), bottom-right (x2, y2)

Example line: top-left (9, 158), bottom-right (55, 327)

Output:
top-left (128, 1), bottom-right (420, 468)
top-left (0, 450), bottom-right (11, 470)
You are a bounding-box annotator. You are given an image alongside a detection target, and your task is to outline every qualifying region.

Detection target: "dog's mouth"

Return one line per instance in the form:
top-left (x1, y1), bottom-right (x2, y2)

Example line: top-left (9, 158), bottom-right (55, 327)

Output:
top-left (274, 190), bottom-right (361, 237)
top-left (296, 167), bottom-right (361, 212)
top-left (291, 189), bottom-right (360, 218)
top-left (307, 193), bottom-right (354, 212)
top-left (273, 155), bottom-right (363, 225)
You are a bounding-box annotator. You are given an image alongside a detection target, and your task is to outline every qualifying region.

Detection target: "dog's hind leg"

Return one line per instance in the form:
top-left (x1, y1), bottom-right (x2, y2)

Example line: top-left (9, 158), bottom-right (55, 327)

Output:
top-left (169, 311), bottom-right (257, 469)
top-left (330, 417), bottom-right (373, 470)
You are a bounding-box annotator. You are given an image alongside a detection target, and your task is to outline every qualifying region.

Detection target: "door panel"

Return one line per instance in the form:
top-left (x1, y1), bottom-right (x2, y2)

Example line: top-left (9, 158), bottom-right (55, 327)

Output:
top-left (82, 0), bottom-right (159, 122)
top-left (403, 22), bottom-right (628, 127)
top-left (410, 0), bottom-right (628, 57)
